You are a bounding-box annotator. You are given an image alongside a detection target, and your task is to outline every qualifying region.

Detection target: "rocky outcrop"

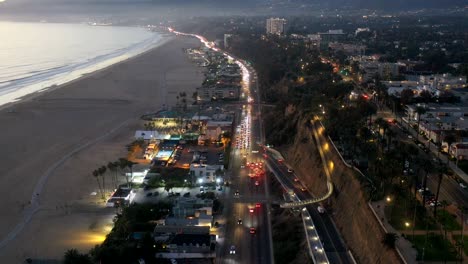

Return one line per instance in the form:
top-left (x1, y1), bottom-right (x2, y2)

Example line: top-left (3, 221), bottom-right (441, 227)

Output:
top-left (284, 115), bottom-right (401, 264)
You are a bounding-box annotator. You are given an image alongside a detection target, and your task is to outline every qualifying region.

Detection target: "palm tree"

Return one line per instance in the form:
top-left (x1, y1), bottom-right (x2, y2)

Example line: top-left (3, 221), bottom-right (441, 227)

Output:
top-left (415, 106), bottom-right (427, 141)
top-left (443, 133), bottom-right (457, 164)
top-left (98, 166), bottom-right (107, 196)
top-left (385, 127), bottom-right (396, 151)
top-left (92, 169), bottom-right (104, 199)
top-left (118, 158), bottom-right (130, 187)
top-left (421, 159), bottom-right (434, 206)
top-left (107, 162), bottom-right (118, 189)
top-left (433, 165), bottom-right (448, 218)
top-left (63, 248), bottom-right (92, 264)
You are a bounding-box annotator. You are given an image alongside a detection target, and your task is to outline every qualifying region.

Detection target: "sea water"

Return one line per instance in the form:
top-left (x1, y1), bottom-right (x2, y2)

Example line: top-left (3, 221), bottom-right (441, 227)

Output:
top-left (0, 21), bottom-right (166, 106)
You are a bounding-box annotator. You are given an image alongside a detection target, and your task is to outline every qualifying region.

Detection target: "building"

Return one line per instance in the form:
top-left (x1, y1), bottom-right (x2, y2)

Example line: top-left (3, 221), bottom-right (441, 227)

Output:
top-left (266, 18), bottom-right (286, 35)
top-left (359, 61), bottom-right (400, 81)
top-left (172, 197), bottom-right (214, 218)
top-left (449, 143), bottom-right (468, 160)
top-left (307, 34), bottom-right (321, 50)
top-left (328, 42), bottom-right (366, 56)
top-left (419, 74), bottom-right (467, 90)
top-left (318, 29), bottom-right (345, 50)
top-left (105, 187), bottom-right (131, 207)
top-left (197, 84), bottom-right (241, 101)
top-left (224, 34), bottom-right (232, 48)
top-left (355, 27), bottom-right (370, 36)
top-left (205, 120), bottom-right (232, 141)
top-left (406, 104), bottom-right (468, 122)
top-left (190, 164), bottom-right (224, 184)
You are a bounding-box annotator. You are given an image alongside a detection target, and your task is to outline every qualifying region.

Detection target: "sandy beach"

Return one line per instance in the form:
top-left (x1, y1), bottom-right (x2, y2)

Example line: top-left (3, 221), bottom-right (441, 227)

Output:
top-left (0, 35), bottom-right (204, 262)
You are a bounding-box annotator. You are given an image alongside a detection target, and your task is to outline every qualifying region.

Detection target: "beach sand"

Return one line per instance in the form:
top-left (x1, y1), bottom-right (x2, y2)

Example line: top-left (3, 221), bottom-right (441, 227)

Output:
top-left (0, 35), bottom-right (204, 262)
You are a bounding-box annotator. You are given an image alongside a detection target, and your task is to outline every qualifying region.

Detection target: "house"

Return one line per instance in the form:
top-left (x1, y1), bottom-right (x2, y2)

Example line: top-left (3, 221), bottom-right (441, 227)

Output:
top-left (449, 143), bottom-right (468, 160)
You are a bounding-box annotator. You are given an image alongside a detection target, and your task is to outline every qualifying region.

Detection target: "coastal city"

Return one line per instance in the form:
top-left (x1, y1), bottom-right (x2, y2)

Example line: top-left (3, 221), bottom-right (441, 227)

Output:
top-left (0, 1), bottom-right (467, 264)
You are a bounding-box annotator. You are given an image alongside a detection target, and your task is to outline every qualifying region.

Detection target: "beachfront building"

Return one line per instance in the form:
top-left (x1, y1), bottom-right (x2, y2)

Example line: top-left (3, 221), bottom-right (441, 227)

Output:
top-left (189, 163), bottom-right (224, 184)
top-left (197, 84), bottom-right (241, 101)
top-left (266, 18), bottom-right (287, 35)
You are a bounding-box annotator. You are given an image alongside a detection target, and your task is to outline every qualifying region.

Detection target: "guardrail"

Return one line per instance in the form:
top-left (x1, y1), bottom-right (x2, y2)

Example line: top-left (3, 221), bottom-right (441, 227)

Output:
top-left (266, 161), bottom-right (329, 264)
top-left (302, 208), bottom-right (330, 264)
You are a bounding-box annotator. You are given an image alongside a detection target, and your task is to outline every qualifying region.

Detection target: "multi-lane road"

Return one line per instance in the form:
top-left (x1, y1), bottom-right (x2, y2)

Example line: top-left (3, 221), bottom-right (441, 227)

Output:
top-left (388, 120), bottom-right (468, 209)
top-left (217, 61), bottom-right (274, 264)
top-left (266, 151), bottom-right (353, 264)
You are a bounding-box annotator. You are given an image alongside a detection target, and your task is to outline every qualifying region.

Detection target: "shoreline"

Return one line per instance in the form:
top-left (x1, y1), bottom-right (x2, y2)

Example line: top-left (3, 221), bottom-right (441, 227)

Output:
top-left (0, 34), bottom-right (204, 261)
top-left (0, 27), bottom-right (173, 112)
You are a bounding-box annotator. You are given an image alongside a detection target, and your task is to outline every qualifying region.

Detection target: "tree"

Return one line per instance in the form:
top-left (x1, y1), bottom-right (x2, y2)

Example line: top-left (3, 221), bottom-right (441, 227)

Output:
top-left (63, 249), bottom-right (92, 264)
top-left (443, 133), bottom-right (457, 164)
top-left (93, 169), bottom-right (104, 199)
top-left (164, 182), bottom-right (175, 194)
top-left (415, 106), bottom-right (427, 141)
top-left (400, 88), bottom-right (414, 105)
top-left (386, 129), bottom-right (396, 151)
top-left (421, 159), bottom-right (434, 206)
top-left (107, 162), bottom-right (118, 190)
top-left (420, 90), bottom-right (432, 104)
top-left (433, 165), bottom-right (448, 218)
top-left (98, 166), bottom-right (107, 196)
top-left (382, 233), bottom-right (398, 249)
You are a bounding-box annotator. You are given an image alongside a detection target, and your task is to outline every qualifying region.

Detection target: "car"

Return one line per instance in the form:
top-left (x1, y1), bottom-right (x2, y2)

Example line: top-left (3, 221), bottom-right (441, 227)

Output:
top-left (249, 208), bottom-right (254, 213)
top-left (294, 178), bottom-right (299, 182)
top-left (237, 219), bottom-right (243, 225)
top-left (301, 187), bottom-right (307, 192)
top-left (255, 180), bottom-right (259, 186)
top-left (255, 203), bottom-right (261, 208)
top-left (234, 190), bottom-right (240, 197)
top-left (146, 192), bottom-right (153, 197)
top-left (287, 168), bottom-right (294, 173)
top-left (249, 227), bottom-right (256, 234)
top-left (229, 245), bottom-right (236, 254)
top-left (460, 182), bottom-right (467, 189)
top-left (408, 135), bottom-right (413, 139)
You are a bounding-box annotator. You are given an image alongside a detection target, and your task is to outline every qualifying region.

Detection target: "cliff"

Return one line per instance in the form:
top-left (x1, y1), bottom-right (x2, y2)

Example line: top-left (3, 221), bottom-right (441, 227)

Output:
top-left (283, 114), bottom-right (401, 264)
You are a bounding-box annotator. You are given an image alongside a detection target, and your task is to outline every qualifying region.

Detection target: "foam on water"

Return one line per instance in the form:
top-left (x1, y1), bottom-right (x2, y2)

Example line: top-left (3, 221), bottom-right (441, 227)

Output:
top-left (0, 22), bottom-right (169, 107)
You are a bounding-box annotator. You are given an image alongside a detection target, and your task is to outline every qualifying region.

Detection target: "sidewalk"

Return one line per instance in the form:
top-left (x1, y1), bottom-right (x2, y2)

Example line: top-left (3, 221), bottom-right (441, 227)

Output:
top-left (370, 200), bottom-right (418, 263)
top-left (375, 107), bottom-right (468, 184)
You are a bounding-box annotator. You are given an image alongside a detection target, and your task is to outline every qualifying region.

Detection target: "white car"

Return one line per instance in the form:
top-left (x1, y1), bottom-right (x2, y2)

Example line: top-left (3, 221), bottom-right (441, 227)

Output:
top-left (460, 182), bottom-right (467, 189)
top-left (229, 245), bottom-right (236, 254)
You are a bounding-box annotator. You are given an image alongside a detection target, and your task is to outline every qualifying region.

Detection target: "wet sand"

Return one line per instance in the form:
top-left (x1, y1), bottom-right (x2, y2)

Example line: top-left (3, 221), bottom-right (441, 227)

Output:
top-left (0, 35), bottom-right (204, 262)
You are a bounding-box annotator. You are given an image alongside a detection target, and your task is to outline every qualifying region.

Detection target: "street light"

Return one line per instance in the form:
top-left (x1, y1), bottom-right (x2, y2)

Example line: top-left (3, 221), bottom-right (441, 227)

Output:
top-left (405, 221), bottom-right (411, 228)
top-left (198, 178), bottom-right (203, 184)
top-left (386, 196), bottom-right (392, 203)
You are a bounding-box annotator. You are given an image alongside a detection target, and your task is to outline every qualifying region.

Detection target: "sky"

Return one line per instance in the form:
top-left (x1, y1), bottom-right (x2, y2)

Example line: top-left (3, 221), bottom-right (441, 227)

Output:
top-left (0, 0), bottom-right (466, 21)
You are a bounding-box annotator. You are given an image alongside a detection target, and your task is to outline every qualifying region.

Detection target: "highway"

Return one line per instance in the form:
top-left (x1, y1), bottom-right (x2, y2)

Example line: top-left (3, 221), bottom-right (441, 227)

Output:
top-left (266, 152), bottom-right (353, 264)
top-left (217, 61), bottom-right (273, 264)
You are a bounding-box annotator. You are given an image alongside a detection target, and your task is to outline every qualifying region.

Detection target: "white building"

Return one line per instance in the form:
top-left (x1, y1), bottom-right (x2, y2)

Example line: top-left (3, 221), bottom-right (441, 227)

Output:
top-left (420, 74), bottom-right (467, 90)
top-left (224, 34), bottom-right (232, 48)
top-left (266, 18), bottom-right (286, 35)
top-left (190, 164), bottom-right (224, 184)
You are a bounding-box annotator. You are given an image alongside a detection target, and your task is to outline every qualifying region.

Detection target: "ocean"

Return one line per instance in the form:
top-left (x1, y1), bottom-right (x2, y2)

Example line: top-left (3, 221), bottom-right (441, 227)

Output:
top-left (0, 21), bottom-right (166, 107)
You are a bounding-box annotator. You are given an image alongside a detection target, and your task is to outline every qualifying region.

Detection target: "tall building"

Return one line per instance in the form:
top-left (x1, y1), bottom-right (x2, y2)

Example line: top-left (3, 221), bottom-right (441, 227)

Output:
top-left (266, 18), bottom-right (286, 35)
top-left (224, 34), bottom-right (232, 48)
